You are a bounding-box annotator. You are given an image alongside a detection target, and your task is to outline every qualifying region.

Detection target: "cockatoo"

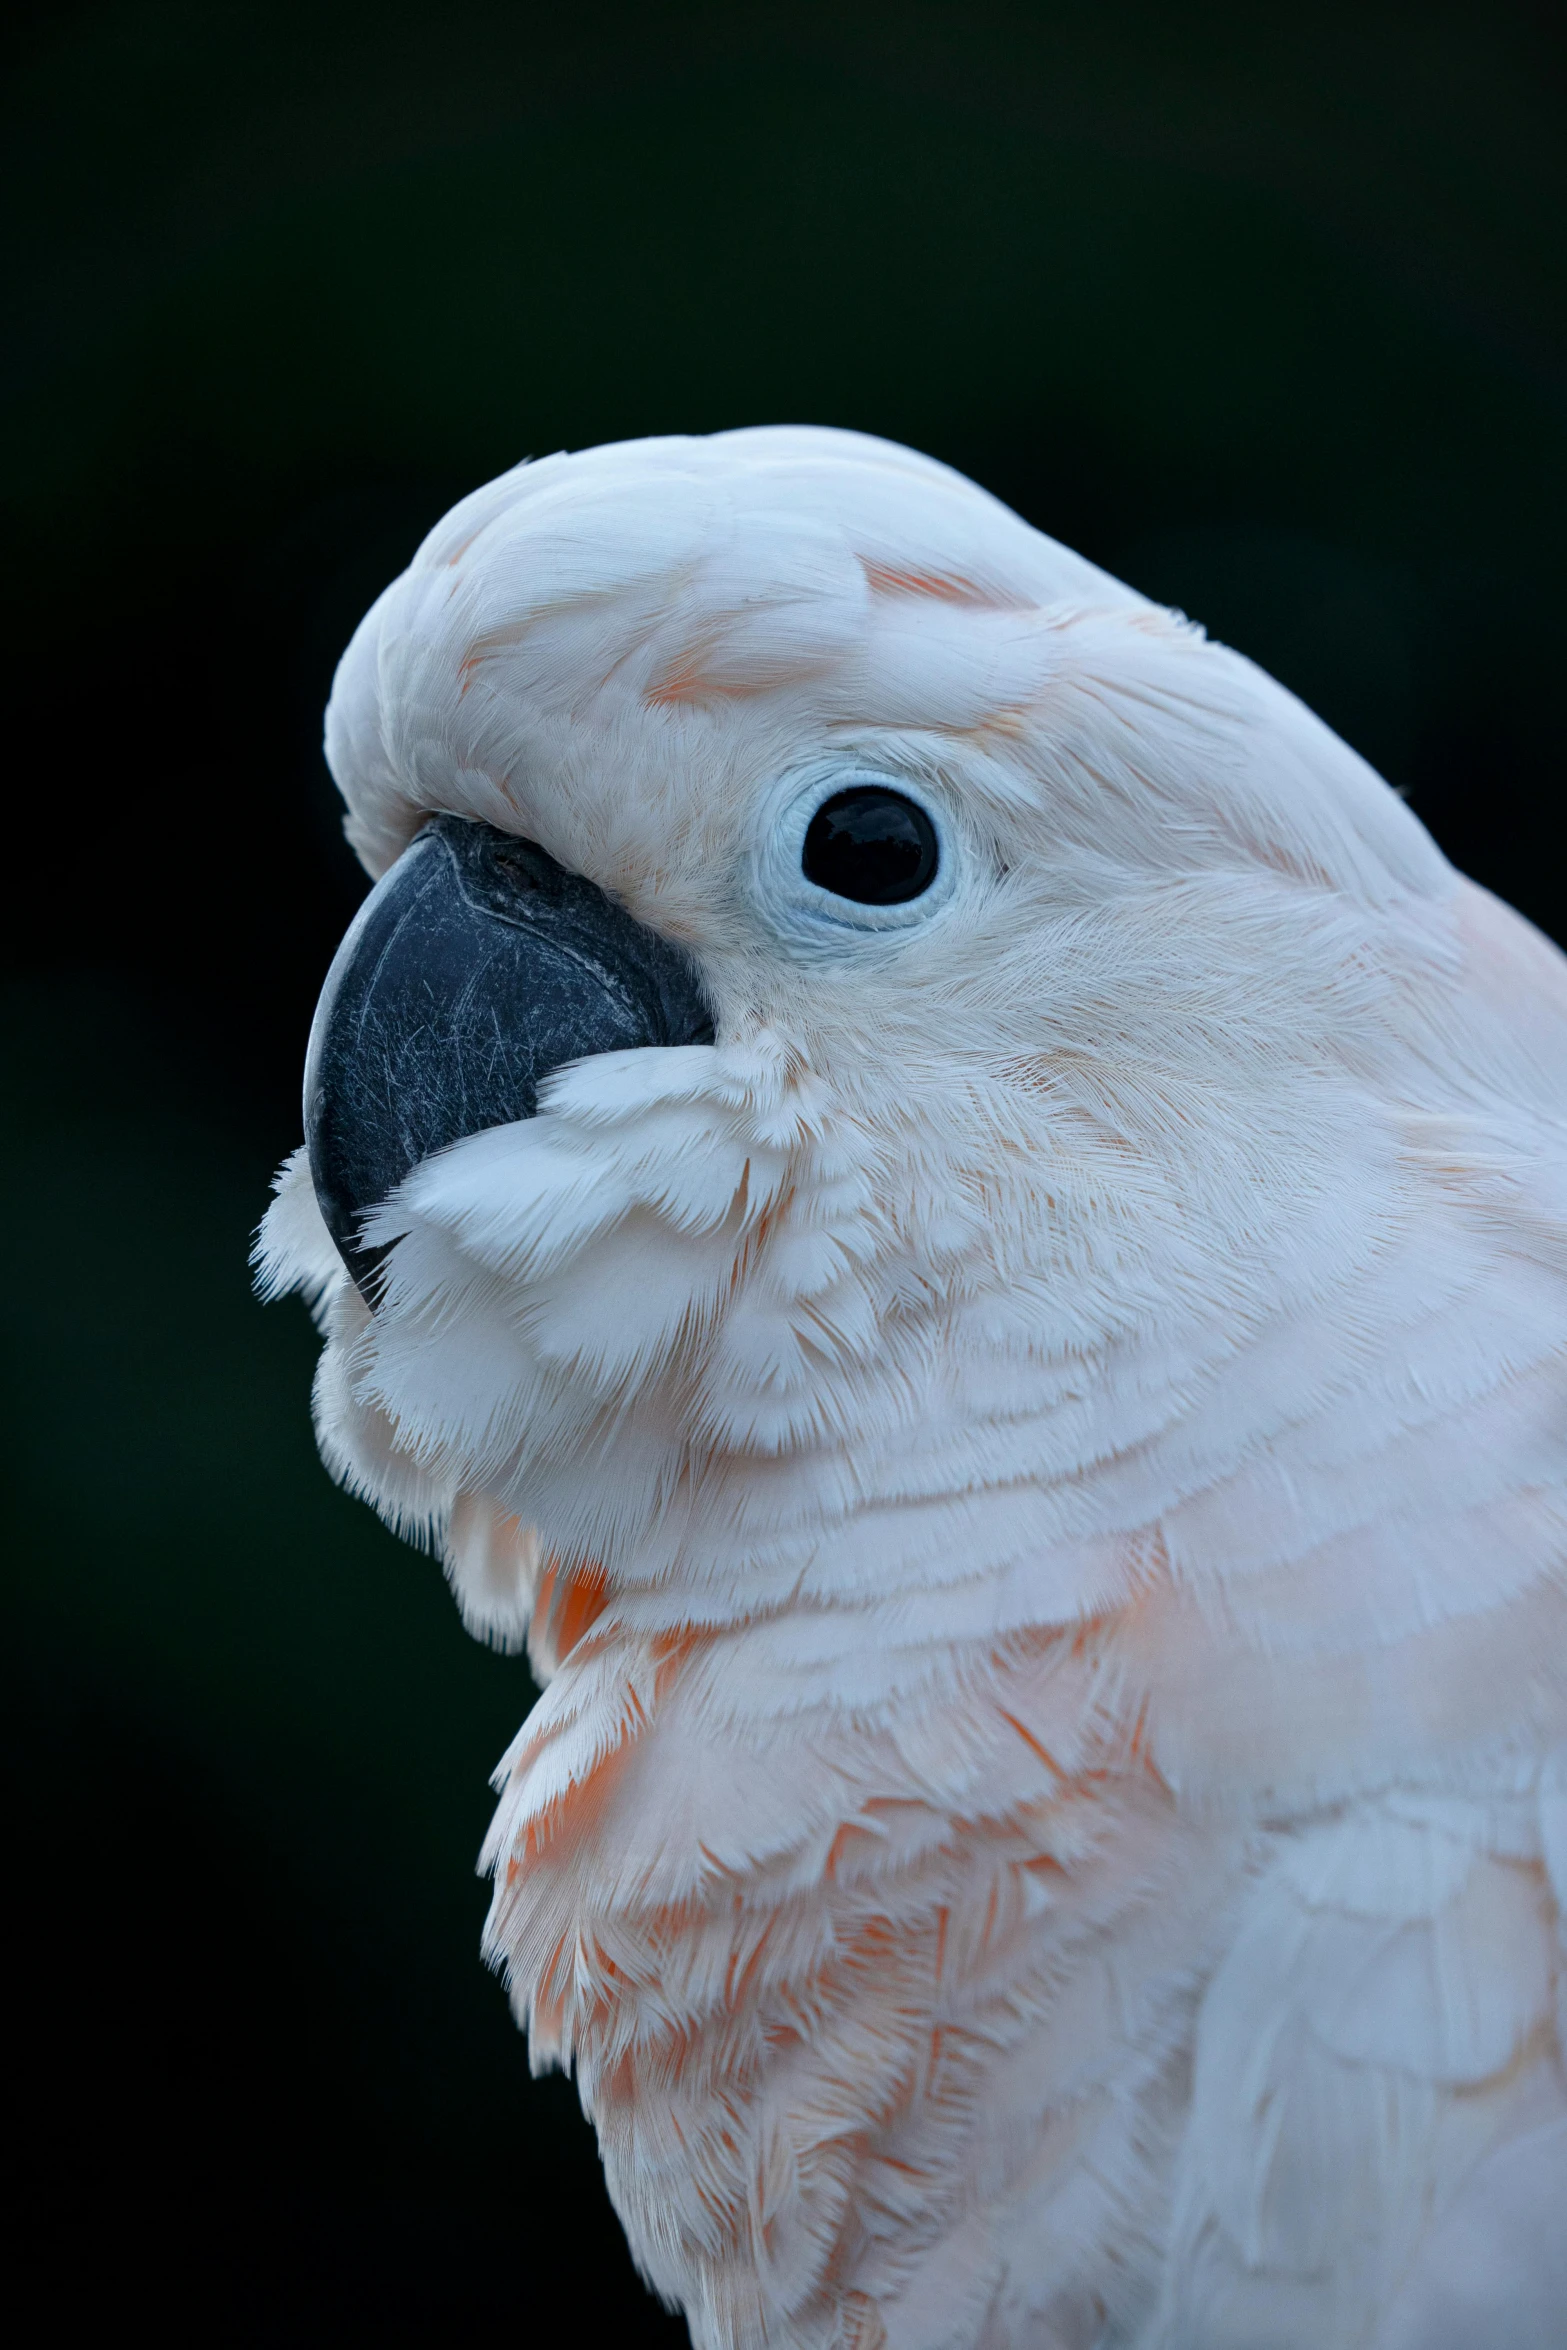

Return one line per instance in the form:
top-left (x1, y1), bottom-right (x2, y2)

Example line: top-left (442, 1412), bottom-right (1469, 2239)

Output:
top-left (258, 426), bottom-right (1567, 2349)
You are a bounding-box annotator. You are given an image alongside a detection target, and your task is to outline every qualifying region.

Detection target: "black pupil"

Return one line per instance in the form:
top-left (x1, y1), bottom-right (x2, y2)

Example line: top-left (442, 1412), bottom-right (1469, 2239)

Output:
top-left (801, 787), bottom-right (939, 906)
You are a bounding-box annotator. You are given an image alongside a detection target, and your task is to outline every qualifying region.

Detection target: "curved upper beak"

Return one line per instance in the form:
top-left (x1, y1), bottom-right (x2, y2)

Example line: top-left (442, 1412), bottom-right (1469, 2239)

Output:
top-left (305, 814), bottom-right (714, 1299)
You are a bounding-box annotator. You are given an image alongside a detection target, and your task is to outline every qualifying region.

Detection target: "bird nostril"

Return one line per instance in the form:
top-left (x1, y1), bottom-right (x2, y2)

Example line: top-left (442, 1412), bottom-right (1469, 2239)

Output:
top-left (489, 842), bottom-right (546, 891)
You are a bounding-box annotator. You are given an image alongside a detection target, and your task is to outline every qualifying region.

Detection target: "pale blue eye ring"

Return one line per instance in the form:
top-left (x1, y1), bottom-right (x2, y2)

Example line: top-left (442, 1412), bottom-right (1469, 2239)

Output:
top-left (749, 763), bottom-right (961, 957)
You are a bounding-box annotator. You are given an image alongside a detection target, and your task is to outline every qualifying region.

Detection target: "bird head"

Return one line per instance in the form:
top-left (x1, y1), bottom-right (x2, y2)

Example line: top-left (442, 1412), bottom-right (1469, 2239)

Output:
top-left (259, 425), bottom-right (1458, 1706)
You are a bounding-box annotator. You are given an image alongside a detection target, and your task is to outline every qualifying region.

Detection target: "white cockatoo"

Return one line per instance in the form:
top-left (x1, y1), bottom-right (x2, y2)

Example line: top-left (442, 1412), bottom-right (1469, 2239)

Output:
top-left (258, 426), bottom-right (1567, 2349)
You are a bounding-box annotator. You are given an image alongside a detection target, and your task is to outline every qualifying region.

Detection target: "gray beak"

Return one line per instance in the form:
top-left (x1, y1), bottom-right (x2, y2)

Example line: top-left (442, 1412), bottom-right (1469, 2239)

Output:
top-left (305, 814), bottom-right (714, 1298)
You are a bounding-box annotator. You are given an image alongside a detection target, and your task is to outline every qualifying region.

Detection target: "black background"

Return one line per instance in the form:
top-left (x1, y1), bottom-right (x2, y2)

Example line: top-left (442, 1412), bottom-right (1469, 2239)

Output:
top-left (3, 4), bottom-right (1564, 2341)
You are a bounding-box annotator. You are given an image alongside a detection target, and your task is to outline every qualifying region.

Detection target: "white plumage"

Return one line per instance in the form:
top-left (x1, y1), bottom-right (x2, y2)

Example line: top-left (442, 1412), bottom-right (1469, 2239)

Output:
top-left (259, 426), bottom-right (1567, 2347)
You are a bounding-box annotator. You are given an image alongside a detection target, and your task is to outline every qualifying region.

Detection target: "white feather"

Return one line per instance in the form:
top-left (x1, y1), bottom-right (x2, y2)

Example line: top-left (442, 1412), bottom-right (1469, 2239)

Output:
top-left (262, 426), bottom-right (1567, 2347)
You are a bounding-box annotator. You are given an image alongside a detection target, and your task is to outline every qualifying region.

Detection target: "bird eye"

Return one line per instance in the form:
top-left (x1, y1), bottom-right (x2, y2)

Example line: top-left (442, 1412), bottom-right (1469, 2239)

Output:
top-left (801, 787), bottom-right (940, 906)
top-left (755, 764), bottom-right (956, 954)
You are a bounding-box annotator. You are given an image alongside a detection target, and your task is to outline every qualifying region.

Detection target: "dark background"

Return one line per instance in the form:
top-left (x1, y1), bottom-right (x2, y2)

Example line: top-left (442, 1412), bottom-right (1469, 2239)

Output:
top-left (3, 3), bottom-right (1564, 2340)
